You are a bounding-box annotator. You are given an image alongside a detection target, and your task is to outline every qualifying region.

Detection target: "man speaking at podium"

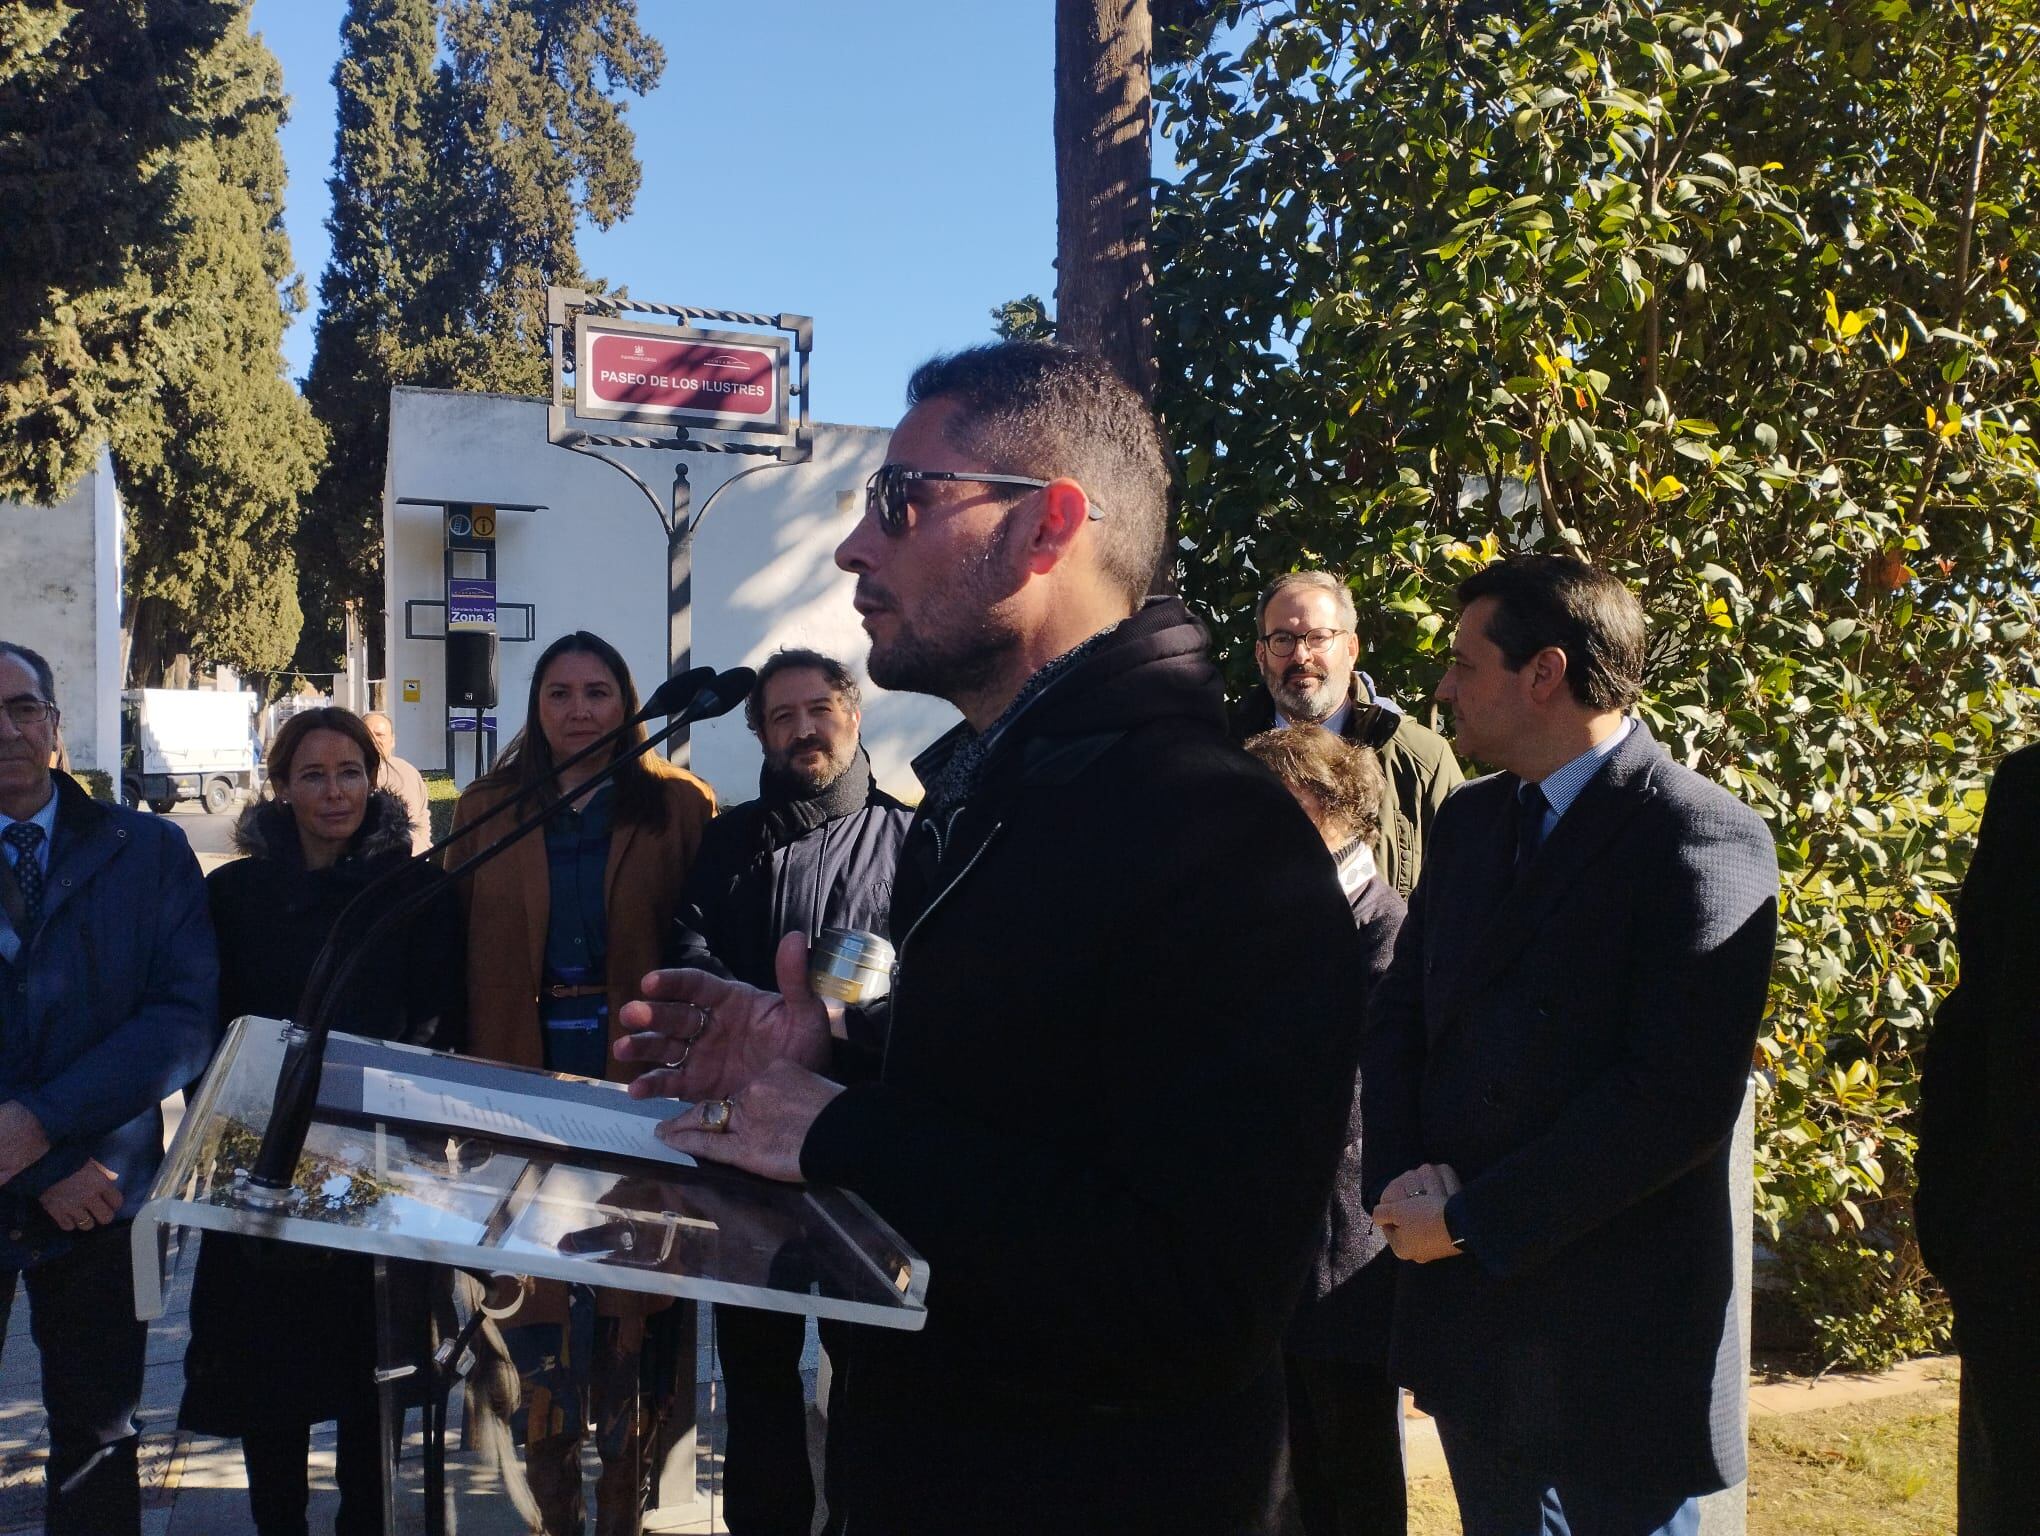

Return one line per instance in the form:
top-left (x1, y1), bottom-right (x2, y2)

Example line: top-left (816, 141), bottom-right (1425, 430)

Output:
top-left (618, 342), bottom-right (1359, 1535)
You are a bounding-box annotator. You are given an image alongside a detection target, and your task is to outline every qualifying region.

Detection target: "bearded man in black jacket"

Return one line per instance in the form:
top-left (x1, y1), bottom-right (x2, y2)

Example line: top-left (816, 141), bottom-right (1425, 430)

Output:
top-left (669, 648), bottom-right (909, 1536)
top-left (617, 341), bottom-right (1358, 1535)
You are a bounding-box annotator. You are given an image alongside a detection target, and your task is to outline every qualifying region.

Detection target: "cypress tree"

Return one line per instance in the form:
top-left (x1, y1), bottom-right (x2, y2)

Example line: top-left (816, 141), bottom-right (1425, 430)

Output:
top-left (0, 0), bottom-right (236, 500)
top-left (295, 0), bottom-right (664, 670)
top-left (296, 0), bottom-right (440, 673)
top-left (115, 7), bottom-right (326, 681)
top-left (0, 2), bottom-right (324, 682)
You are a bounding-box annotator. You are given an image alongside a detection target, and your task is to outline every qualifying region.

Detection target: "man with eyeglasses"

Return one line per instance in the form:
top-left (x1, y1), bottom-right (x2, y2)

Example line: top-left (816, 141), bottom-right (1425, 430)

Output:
top-left (0, 641), bottom-right (216, 1536)
top-left (616, 342), bottom-right (1359, 1535)
top-left (666, 648), bottom-right (911, 1536)
top-left (1233, 571), bottom-right (1463, 899)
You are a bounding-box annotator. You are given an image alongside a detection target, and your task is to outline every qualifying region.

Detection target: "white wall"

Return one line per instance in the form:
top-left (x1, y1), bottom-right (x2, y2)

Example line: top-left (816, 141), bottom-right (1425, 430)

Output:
top-left (383, 386), bottom-right (957, 805)
top-left (0, 451), bottom-right (123, 773)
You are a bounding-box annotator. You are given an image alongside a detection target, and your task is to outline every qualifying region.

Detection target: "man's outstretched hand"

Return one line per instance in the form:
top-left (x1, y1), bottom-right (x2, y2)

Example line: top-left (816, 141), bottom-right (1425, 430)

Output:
top-left (615, 932), bottom-right (832, 1103)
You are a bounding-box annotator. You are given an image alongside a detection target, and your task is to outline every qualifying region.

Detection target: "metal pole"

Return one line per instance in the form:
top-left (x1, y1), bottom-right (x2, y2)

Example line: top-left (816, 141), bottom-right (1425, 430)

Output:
top-left (668, 463), bottom-right (693, 766)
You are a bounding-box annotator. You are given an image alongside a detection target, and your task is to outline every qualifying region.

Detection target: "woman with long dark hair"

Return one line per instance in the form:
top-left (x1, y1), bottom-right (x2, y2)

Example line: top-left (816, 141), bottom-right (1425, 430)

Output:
top-left (448, 631), bottom-right (714, 1536)
top-left (179, 706), bottom-right (463, 1536)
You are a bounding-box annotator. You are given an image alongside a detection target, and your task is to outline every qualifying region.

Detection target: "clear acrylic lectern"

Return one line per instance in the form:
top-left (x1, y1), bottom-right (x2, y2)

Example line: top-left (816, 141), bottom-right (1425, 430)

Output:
top-left (135, 1016), bottom-right (928, 1531)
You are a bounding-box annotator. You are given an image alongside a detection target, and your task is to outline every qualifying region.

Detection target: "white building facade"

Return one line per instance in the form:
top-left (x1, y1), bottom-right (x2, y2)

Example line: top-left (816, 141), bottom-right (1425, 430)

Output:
top-left (382, 386), bottom-right (956, 805)
top-left (0, 451), bottom-right (124, 774)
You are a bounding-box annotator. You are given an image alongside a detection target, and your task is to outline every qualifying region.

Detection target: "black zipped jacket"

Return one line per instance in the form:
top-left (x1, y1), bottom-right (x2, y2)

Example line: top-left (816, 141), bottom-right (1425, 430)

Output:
top-left (666, 750), bottom-right (910, 991)
top-left (800, 597), bottom-right (1357, 1536)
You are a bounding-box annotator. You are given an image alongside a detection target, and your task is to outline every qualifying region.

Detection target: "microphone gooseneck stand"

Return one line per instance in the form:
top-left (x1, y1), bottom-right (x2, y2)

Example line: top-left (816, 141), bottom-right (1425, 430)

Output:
top-left (238, 667), bottom-right (753, 1209)
top-left (284, 666), bottom-right (711, 1034)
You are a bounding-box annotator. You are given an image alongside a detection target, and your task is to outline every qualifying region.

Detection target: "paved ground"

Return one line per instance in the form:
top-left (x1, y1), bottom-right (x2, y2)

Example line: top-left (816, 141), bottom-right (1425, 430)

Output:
top-left (149, 802), bottom-right (242, 874)
top-left (1, 1233), bottom-right (807, 1534)
top-left (0, 1244), bottom-right (1959, 1536)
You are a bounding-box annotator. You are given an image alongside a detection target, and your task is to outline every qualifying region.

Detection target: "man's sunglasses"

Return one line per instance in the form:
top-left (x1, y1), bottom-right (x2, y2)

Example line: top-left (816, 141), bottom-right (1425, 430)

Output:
top-left (863, 463), bottom-right (1106, 536)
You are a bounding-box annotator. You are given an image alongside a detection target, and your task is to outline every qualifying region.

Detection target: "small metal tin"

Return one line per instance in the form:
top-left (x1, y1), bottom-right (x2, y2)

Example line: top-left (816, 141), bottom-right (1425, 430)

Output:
top-left (808, 927), bottom-right (895, 1005)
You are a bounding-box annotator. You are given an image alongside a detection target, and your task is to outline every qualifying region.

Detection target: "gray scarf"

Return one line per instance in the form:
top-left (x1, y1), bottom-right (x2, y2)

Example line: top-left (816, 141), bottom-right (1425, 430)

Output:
top-left (919, 621), bottom-right (1125, 818)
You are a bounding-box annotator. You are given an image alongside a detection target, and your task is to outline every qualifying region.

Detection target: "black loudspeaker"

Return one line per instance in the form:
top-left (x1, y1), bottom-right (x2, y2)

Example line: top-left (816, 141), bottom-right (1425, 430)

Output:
top-left (446, 631), bottom-right (497, 708)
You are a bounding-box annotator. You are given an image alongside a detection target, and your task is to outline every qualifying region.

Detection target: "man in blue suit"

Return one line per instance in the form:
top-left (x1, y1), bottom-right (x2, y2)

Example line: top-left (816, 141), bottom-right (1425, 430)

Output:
top-left (1364, 557), bottom-right (1778, 1536)
top-left (0, 641), bottom-right (217, 1536)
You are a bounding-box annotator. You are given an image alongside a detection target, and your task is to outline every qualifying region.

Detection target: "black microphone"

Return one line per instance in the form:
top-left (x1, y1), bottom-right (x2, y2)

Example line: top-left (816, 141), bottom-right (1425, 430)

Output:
top-left (634, 664), bottom-right (719, 725)
top-left (285, 663), bottom-right (718, 1035)
top-left (240, 665), bottom-right (757, 1205)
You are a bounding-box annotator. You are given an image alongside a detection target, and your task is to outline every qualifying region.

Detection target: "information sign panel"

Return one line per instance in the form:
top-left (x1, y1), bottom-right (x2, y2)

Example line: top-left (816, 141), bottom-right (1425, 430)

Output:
top-left (574, 315), bottom-right (790, 436)
top-left (445, 504), bottom-right (497, 549)
top-left (447, 577), bottom-right (497, 632)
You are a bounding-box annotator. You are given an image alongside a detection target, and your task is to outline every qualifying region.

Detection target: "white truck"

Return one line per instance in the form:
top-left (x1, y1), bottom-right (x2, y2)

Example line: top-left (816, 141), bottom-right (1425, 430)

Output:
top-left (120, 688), bottom-right (259, 814)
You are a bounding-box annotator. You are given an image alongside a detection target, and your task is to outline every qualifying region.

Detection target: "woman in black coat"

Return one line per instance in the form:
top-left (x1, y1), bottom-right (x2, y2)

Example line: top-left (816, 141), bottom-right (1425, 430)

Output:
top-left (1243, 725), bottom-right (1410, 1536)
top-left (178, 707), bottom-right (462, 1536)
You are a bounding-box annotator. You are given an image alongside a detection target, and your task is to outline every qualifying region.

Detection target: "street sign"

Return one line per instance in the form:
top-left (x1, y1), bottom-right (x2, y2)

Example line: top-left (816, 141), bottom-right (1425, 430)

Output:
top-left (446, 503), bottom-right (497, 549)
top-left (574, 315), bottom-right (790, 435)
top-left (447, 715), bottom-right (498, 734)
top-left (447, 577), bottom-right (497, 632)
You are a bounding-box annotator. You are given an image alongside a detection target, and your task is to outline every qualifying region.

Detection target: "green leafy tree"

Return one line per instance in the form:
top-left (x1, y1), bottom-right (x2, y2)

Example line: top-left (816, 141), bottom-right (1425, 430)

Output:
top-left (1156, 0), bottom-right (2040, 1364)
top-left (117, 8), bottom-right (324, 681)
top-left (0, 0), bottom-right (234, 500)
top-left (992, 294), bottom-right (1058, 341)
top-left (1, 2), bottom-right (324, 681)
top-left (428, 0), bottom-right (663, 393)
top-left (296, 0), bottom-right (441, 673)
top-left (294, 0), bottom-right (665, 670)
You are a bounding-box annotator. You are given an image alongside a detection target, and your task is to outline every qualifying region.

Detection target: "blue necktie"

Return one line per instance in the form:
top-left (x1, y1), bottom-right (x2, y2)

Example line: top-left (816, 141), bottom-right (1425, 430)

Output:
top-left (3, 822), bottom-right (46, 928)
top-left (1513, 782), bottom-right (1549, 882)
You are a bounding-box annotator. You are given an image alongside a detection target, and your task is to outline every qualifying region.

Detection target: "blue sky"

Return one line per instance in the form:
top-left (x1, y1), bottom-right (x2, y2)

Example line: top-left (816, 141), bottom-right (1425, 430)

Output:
top-left (249, 2), bottom-right (1070, 429)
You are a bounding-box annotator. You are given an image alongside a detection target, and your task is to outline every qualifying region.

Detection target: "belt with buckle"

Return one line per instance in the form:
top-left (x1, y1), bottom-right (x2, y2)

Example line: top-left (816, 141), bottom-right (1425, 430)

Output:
top-left (544, 982), bottom-right (608, 999)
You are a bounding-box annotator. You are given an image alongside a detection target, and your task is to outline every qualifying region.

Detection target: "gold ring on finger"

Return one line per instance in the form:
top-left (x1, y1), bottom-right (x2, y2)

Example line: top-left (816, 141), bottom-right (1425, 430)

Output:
top-left (700, 1098), bottom-right (734, 1134)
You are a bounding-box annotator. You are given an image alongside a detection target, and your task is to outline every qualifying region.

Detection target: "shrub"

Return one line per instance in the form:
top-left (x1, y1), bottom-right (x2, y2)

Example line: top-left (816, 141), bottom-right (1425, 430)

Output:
top-left (1156, 0), bottom-right (2040, 1364)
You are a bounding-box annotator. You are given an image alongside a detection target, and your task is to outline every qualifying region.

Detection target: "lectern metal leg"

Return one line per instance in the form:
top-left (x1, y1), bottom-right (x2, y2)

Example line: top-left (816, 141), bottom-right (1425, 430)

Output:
top-left (373, 1254), bottom-right (453, 1536)
top-left (645, 1298), bottom-right (705, 1525)
top-left (372, 1255), bottom-right (405, 1536)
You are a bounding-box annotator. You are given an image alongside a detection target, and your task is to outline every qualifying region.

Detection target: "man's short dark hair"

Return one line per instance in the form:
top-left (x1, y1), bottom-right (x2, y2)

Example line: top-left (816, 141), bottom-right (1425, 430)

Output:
top-left (0, 641), bottom-right (58, 709)
top-left (905, 341), bottom-right (1169, 604)
top-left (745, 648), bottom-right (862, 734)
top-left (1455, 554), bottom-right (1647, 712)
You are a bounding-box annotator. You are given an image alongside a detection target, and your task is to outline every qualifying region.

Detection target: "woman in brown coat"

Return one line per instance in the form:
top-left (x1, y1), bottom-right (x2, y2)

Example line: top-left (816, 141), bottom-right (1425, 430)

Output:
top-left (448, 631), bottom-right (713, 1536)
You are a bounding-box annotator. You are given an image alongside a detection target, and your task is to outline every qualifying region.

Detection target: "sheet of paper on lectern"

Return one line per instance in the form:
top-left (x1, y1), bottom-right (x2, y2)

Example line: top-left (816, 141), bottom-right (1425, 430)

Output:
top-left (360, 1067), bottom-right (696, 1169)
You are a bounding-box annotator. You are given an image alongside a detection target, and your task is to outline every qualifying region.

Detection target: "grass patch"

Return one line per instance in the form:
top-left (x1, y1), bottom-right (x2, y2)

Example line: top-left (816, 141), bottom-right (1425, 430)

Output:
top-left (1747, 1386), bottom-right (1956, 1535)
top-left (423, 772), bottom-right (461, 845)
top-left (1407, 1384), bottom-right (1957, 1536)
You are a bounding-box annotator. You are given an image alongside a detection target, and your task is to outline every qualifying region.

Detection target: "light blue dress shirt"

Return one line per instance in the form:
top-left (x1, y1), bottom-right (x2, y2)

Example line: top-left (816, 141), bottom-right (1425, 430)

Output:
top-left (0, 779), bottom-right (59, 875)
top-left (1530, 716), bottom-right (1635, 839)
top-left (0, 777), bottom-right (59, 964)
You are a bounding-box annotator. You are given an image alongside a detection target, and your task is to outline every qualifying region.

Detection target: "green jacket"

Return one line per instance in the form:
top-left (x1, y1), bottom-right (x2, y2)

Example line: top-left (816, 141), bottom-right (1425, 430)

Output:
top-left (1231, 679), bottom-right (1464, 900)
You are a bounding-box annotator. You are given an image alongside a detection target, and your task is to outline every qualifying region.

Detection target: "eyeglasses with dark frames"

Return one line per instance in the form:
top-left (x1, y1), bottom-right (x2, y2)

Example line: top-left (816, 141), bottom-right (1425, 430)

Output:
top-left (863, 463), bottom-right (1106, 537)
top-left (1, 694), bottom-right (56, 728)
top-left (1258, 628), bottom-right (1353, 658)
